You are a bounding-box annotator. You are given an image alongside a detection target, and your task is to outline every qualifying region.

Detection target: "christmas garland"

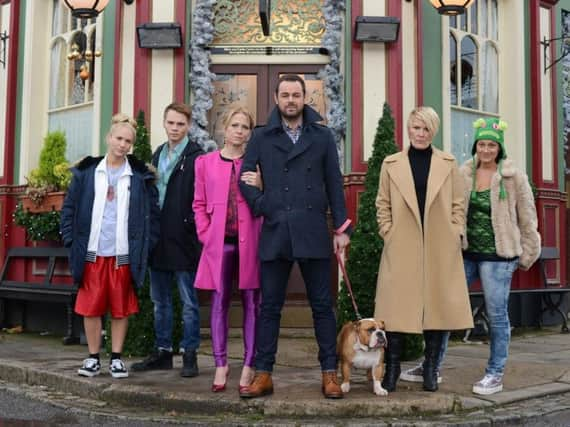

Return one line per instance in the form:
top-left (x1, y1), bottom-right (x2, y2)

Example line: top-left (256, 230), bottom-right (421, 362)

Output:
top-left (189, 0), bottom-right (218, 152)
top-left (319, 0), bottom-right (347, 164)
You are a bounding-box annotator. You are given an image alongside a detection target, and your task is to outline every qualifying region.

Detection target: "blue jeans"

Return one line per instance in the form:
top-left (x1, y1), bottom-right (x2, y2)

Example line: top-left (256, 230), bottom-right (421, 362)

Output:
top-left (437, 258), bottom-right (518, 375)
top-left (255, 259), bottom-right (337, 372)
top-left (149, 269), bottom-right (200, 352)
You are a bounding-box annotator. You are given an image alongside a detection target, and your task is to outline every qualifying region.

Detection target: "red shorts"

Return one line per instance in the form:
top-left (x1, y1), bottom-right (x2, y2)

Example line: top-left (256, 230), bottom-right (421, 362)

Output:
top-left (75, 256), bottom-right (139, 318)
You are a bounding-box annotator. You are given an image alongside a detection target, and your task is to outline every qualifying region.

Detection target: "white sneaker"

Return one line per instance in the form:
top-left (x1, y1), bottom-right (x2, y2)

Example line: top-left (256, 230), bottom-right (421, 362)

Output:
top-left (472, 374), bottom-right (503, 395)
top-left (109, 358), bottom-right (129, 379)
top-left (78, 358), bottom-right (101, 377)
top-left (400, 364), bottom-right (443, 384)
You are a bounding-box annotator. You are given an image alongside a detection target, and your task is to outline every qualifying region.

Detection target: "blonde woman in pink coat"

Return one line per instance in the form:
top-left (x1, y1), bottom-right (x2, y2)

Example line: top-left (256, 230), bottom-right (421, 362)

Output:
top-left (193, 107), bottom-right (262, 393)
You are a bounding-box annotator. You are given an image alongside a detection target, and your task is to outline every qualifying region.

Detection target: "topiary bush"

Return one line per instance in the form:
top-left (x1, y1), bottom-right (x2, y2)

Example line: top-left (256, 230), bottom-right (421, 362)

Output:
top-left (337, 103), bottom-right (423, 361)
top-left (133, 110), bottom-right (153, 163)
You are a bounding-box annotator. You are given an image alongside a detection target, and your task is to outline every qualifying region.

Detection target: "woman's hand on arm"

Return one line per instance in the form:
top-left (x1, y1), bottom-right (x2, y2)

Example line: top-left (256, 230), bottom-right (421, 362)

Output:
top-left (240, 164), bottom-right (263, 190)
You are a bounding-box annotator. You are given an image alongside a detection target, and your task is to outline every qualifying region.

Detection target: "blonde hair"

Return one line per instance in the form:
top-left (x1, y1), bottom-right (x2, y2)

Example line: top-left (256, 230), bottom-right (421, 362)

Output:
top-left (407, 106), bottom-right (440, 139)
top-left (108, 113), bottom-right (137, 140)
top-left (222, 106), bottom-right (255, 131)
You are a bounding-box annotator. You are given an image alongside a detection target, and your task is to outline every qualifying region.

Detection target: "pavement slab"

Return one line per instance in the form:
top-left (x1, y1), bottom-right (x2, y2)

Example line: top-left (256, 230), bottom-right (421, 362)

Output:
top-left (0, 328), bottom-right (569, 422)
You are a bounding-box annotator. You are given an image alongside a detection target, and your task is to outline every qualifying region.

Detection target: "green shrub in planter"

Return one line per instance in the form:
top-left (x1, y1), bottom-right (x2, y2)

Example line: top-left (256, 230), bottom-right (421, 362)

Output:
top-left (336, 103), bottom-right (423, 361)
top-left (14, 131), bottom-right (71, 241)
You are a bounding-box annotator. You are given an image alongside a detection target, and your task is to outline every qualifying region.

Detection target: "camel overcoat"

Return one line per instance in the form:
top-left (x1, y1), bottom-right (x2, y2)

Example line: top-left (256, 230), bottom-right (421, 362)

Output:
top-left (374, 147), bottom-right (474, 333)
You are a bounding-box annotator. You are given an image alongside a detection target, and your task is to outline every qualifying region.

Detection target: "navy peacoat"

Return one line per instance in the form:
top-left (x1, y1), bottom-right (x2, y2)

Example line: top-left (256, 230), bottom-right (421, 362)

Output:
top-left (239, 105), bottom-right (349, 261)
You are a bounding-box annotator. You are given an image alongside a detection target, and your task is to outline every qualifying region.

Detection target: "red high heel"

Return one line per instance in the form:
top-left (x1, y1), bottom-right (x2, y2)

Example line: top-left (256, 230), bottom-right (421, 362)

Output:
top-left (238, 367), bottom-right (255, 393)
top-left (211, 366), bottom-right (229, 392)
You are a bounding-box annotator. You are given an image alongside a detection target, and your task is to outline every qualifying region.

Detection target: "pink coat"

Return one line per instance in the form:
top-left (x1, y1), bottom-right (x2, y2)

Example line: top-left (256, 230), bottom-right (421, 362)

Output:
top-left (193, 152), bottom-right (262, 292)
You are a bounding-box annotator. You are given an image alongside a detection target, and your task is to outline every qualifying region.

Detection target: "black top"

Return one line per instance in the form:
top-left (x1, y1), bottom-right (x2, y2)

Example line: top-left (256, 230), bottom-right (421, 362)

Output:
top-left (408, 145), bottom-right (432, 227)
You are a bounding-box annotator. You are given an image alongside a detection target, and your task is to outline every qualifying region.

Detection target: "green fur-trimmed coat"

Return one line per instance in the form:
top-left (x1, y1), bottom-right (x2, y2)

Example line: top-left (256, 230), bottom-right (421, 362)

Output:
top-left (459, 158), bottom-right (541, 270)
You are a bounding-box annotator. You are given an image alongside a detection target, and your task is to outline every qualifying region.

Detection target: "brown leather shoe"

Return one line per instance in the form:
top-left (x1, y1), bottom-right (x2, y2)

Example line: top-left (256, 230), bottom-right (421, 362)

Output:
top-left (322, 371), bottom-right (343, 399)
top-left (239, 372), bottom-right (273, 398)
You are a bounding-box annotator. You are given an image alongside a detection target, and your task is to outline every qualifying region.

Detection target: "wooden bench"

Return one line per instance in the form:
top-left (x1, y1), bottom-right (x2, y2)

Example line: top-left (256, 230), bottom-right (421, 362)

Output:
top-left (0, 246), bottom-right (79, 344)
top-left (469, 247), bottom-right (570, 335)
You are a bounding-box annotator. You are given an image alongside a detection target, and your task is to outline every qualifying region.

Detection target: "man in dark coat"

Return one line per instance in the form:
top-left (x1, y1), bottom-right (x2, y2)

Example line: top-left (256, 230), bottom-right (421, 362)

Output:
top-left (238, 74), bottom-right (351, 399)
top-left (131, 103), bottom-right (204, 377)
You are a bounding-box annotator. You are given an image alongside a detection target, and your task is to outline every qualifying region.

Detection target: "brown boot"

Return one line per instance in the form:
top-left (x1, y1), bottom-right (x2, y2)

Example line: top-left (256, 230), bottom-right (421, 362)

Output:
top-left (239, 372), bottom-right (273, 398)
top-left (322, 371), bottom-right (343, 399)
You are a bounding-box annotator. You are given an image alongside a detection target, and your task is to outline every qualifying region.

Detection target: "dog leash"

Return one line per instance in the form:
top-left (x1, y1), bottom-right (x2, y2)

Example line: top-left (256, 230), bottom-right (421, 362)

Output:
top-left (335, 251), bottom-right (362, 321)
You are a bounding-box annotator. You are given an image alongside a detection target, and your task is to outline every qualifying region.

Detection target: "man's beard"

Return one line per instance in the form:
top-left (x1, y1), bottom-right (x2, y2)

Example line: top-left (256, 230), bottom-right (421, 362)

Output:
top-left (279, 105), bottom-right (302, 121)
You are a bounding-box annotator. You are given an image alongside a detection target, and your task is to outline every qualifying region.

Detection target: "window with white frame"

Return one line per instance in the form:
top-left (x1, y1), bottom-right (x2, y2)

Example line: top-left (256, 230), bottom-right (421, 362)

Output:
top-left (48, 0), bottom-right (97, 162)
top-left (449, 0), bottom-right (499, 164)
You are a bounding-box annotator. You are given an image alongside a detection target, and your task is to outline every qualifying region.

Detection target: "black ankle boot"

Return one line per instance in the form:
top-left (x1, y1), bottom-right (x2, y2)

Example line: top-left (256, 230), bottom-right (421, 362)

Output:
top-left (382, 332), bottom-right (404, 392)
top-left (181, 350), bottom-right (199, 377)
top-left (423, 330), bottom-right (445, 392)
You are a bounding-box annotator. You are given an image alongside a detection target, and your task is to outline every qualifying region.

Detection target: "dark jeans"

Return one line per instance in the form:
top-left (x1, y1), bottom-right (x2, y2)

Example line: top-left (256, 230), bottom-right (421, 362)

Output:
top-left (149, 269), bottom-right (200, 352)
top-left (254, 258), bottom-right (337, 372)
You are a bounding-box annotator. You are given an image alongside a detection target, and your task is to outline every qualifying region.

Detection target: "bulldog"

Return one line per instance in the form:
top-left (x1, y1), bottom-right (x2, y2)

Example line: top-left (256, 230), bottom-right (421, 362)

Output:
top-left (337, 318), bottom-right (388, 396)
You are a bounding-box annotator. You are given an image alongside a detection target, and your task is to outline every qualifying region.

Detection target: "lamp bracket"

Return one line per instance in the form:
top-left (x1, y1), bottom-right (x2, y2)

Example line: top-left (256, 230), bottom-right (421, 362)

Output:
top-left (541, 35), bottom-right (570, 74)
top-left (0, 31), bottom-right (8, 69)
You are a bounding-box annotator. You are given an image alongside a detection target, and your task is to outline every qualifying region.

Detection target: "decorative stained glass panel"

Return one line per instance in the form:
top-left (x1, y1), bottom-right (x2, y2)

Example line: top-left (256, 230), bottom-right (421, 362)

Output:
top-left (213, 0), bottom-right (325, 46)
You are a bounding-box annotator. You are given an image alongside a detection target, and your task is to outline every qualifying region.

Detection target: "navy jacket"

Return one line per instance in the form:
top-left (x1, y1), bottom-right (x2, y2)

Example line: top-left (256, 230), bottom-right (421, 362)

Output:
top-left (149, 139), bottom-right (204, 271)
top-left (60, 156), bottom-right (160, 287)
top-left (239, 105), bottom-right (349, 261)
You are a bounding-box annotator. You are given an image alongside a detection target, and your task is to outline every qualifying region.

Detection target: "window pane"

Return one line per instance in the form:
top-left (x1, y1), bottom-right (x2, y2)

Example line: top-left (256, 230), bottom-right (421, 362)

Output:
top-left (450, 34), bottom-right (458, 105)
top-left (470, 0), bottom-right (478, 34)
top-left (450, 109), bottom-right (484, 165)
top-left (450, 16), bottom-right (457, 29)
top-left (460, 11), bottom-right (467, 31)
top-left (460, 36), bottom-right (478, 109)
top-left (49, 105), bottom-right (94, 162)
top-left (86, 29), bottom-right (96, 102)
top-left (482, 42), bottom-right (498, 113)
top-left (52, 0), bottom-right (62, 36)
top-left (480, 0), bottom-right (487, 38)
top-left (69, 32), bottom-right (87, 105)
top-left (49, 39), bottom-right (67, 109)
top-left (490, 0), bottom-right (498, 40)
top-left (208, 74), bottom-right (258, 147)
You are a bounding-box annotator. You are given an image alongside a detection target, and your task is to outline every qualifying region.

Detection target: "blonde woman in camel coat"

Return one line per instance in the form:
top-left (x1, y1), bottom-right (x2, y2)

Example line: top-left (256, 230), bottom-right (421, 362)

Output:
top-left (374, 107), bottom-right (473, 393)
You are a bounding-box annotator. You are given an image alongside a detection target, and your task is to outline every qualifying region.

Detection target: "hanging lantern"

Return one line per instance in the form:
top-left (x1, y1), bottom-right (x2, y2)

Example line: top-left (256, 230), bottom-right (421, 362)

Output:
top-left (63, 0), bottom-right (111, 19)
top-left (429, 0), bottom-right (476, 16)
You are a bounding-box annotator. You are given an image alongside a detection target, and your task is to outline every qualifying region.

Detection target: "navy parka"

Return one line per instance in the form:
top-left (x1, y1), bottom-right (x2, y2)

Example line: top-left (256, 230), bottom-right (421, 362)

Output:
top-left (60, 155), bottom-right (160, 287)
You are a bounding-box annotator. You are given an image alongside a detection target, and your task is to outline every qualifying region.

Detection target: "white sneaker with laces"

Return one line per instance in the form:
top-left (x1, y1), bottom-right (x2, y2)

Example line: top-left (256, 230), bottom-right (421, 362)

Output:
top-left (109, 358), bottom-right (129, 379)
top-left (472, 374), bottom-right (503, 395)
top-left (78, 358), bottom-right (101, 377)
top-left (400, 363), bottom-right (443, 384)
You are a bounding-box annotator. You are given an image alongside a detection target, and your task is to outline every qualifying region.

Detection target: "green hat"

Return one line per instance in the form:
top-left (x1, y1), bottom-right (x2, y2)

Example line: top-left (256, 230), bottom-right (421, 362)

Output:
top-left (472, 117), bottom-right (508, 159)
top-left (471, 118), bottom-right (509, 199)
